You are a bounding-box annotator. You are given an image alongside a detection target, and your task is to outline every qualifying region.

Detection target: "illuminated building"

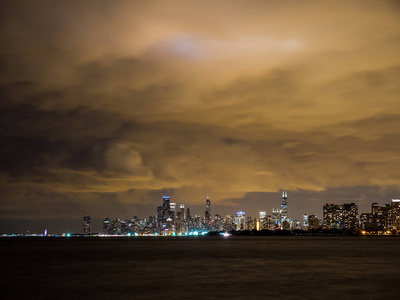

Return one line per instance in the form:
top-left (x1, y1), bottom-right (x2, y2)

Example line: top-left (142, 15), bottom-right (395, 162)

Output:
top-left (103, 217), bottom-right (111, 235)
top-left (308, 214), bottom-right (319, 230)
top-left (265, 215), bottom-right (273, 230)
top-left (170, 202), bottom-right (176, 222)
top-left (280, 190), bottom-right (288, 226)
top-left (323, 202), bottom-right (358, 230)
top-left (371, 202), bottom-right (379, 214)
top-left (186, 207), bottom-right (192, 231)
top-left (83, 215), bottom-right (91, 235)
top-left (303, 214), bottom-right (309, 231)
top-left (360, 213), bottom-right (372, 230)
top-left (180, 204), bottom-right (185, 220)
top-left (370, 202), bottom-right (380, 231)
top-left (120, 219), bottom-right (129, 235)
top-left (166, 217), bottom-right (173, 234)
top-left (371, 202), bottom-right (391, 231)
top-left (148, 216), bottom-right (156, 233)
top-left (162, 190), bottom-right (171, 226)
top-left (342, 203), bottom-right (358, 230)
top-left (157, 206), bottom-right (163, 232)
top-left (223, 215), bottom-right (234, 232)
top-left (205, 194), bottom-right (211, 225)
top-left (235, 211), bottom-right (246, 231)
top-left (111, 217), bottom-right (121, 235)
top-left (246, 216), bottom-right (254, 230)
top-left (193, 215), bottom-right (203, 231)
top-left (323, 203), bottom-right (342, 229)
top-left (293, 220), bottom-right (301, 230)
top-left (211, 214), bottom-right (222, 232)
top-left (272, 209), bottom-right (280, 229)
top-left (282, 218), bottom-right (291, 230)
top-left (259, 211), bottom-right (267, 230)
top-left (127, 219), bottom-right (133, 234)
top-left (392, 199), bottom-right (400, 230)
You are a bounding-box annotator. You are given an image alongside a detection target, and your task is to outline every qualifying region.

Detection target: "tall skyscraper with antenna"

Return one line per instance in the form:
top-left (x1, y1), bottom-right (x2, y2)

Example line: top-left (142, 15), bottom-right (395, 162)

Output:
top-left (162, 188), bottom-right (171, 227)
top-left (280, 190), bottom-right (288, 226)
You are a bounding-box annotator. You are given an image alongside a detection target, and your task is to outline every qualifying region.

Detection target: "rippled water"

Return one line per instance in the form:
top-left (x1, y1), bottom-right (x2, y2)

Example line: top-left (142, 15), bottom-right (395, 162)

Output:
top-left (2, 236), bottom-right (400, 299)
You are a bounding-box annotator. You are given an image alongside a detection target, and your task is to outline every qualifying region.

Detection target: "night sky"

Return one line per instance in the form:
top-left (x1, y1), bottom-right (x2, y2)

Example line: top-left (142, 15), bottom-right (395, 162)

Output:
top-left (1, 1), bottom-right (400, 233)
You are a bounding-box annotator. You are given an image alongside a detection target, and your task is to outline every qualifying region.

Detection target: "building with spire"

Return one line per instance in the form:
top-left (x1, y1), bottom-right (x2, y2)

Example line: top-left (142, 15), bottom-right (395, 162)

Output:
top-left (280, 190), bottom-right (288, 228)
top-left (162, 188), bottom-right (171, 228)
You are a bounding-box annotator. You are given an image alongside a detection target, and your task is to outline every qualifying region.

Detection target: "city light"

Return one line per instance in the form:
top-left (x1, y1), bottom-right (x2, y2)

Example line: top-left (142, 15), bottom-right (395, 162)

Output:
top-left (79, 193), bottom-right (400, 237)
top-left (4, 190), bottom-right (399, 237)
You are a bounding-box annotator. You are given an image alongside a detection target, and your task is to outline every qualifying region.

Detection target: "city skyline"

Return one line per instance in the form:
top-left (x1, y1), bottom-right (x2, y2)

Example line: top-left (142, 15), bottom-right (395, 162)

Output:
top-left (5, 188), bottom-right (400, 235)
top-left (2, 185), bottom-right (400, 234)
top-left (95, 192), bottom-right (400, 235)
top-left (1, 1), bottom-right (400, 234)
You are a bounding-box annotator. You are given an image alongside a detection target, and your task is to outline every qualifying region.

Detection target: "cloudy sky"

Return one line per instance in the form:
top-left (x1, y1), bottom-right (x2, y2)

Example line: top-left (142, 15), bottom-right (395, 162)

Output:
top-left (1, 1), bottom-right (400, 233)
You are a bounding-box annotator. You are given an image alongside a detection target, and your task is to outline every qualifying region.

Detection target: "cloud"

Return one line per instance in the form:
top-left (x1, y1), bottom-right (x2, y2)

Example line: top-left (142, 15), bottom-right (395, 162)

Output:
top-left (70, 139), bottom-right (153, 179)
top-left (1, 1), bottom-right (400, 231)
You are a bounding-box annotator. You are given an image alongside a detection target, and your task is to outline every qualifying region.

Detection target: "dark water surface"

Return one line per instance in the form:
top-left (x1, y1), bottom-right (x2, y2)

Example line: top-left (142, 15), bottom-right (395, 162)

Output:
top-left (1, 236), bottom-right (400, 299)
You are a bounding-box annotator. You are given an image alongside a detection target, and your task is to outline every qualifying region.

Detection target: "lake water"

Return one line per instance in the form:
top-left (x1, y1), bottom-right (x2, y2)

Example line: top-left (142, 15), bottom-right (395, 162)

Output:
top-left (1, 236), bottom-right (400, 299)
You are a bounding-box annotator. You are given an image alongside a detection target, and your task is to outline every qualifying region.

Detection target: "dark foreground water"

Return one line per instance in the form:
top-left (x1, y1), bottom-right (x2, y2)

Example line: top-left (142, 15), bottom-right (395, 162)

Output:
top-left (1, 236), bottom-right (400, 299)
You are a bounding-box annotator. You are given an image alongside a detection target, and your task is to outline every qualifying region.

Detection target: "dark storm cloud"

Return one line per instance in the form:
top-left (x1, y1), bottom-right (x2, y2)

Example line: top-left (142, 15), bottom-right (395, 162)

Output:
top-left (1, 1), bottom-right (400, 232)
top-left (0, 102), bottom-right (153, 196)
top-left (68, 138), bottom-right (152, 178)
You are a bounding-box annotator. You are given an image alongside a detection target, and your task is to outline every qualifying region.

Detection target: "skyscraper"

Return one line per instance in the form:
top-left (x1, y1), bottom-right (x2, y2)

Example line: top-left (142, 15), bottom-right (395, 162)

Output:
top-left (272, 209), bottom-right (280, 229)
top-left (280, 190), bottom-right (288, 226)
top-left (103, 217), bottom-right (110, 235)
top-left (186, 207), bottom-right (192, 231)
top-left (360, 213), bottom-right (372, 230)
top-left (162, 189), bottom-right (171, 226)
top-left (342, 203), bottom-right (358, 230)
top-left (205, 193), bottom-right (211, 225)
top-left (157, 206), bottom-right (163, 232)
top-left (235, 211), bottom-right (246, 231)
top-left (83, 215), bottom-right (91, 235)
top-left (308, 214), bottom-right (319, 230)
top-left (392, 199), bottom-right (400, 230)
top-left (323, 202), bottom-right (358, 230)
top-left (303, 214), bottom-right (309, 231)
top-left (170, 202), bottom-right (176, 222)
top-left (259, 211), bottom-right (267, 230)
top-left (293, 220), bottom-right (301, 230)
top-left (371, 202), bottom-right (392, 231)
top-left (323, 203), bottom-right (341, 229)
top-left (111, 217), bottom-right (121, 235)
top-left (180, 204), bottom-right (185, 220)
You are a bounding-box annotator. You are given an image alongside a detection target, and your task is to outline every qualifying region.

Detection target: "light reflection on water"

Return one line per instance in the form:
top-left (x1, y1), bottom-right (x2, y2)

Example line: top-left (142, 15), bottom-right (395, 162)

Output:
top-left (2, 236), bottom-right (400, 299)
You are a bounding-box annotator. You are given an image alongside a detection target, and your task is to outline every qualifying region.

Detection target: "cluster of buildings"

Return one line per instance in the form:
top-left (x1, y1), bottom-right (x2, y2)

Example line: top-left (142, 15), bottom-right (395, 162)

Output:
top-left (82, 190), bottom-right (400, 236)
top-left (94, 190), bottom-right (292, 236)
top-left (320, 200), bottom-right (400, 233)
top-left (359, 200), bottom-right (400, 233)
